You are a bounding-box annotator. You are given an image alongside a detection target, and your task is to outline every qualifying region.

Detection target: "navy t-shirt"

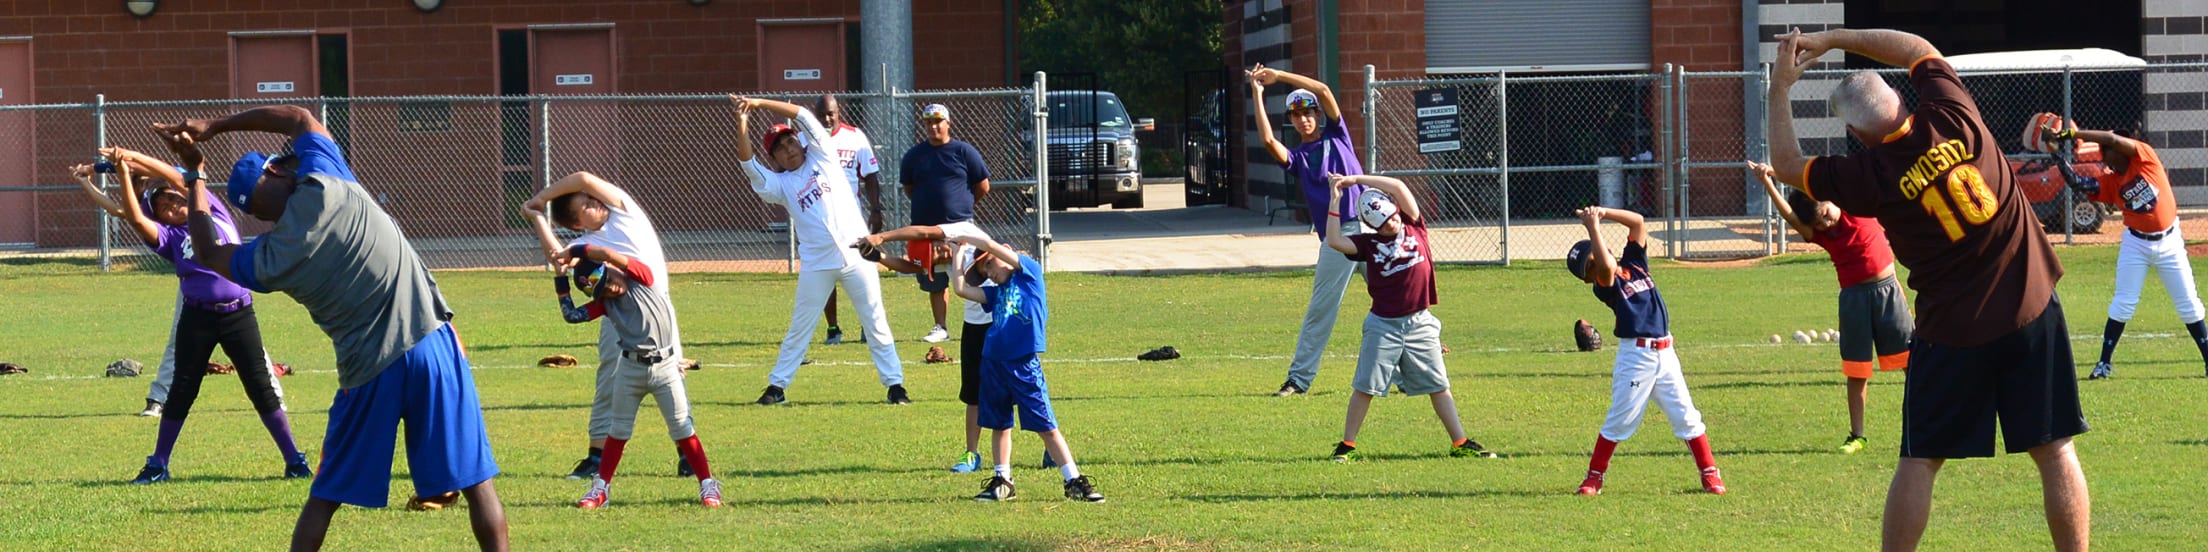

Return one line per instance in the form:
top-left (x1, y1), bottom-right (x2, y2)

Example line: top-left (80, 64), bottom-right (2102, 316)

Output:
top-left (982, 254), bottom-right (1048, 360)
top-left (1591, 241), bottom-right (1669, 339)
top-left (900, 139), bottom-right (990, 226)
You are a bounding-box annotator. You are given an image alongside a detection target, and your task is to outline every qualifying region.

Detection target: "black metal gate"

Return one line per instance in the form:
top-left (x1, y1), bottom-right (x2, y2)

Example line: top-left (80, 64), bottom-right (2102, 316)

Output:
top-left (1183, 68), bottom-right (1230, 206)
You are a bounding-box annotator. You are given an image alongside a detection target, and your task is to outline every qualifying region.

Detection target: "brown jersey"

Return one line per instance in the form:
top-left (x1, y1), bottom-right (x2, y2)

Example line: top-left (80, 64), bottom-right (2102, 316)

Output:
top-left (1803, 56), bottom-right (2063, 347)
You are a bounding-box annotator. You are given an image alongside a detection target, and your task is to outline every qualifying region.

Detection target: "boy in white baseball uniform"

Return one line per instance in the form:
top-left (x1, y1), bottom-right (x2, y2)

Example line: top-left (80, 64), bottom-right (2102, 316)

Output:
top-left (522, 171), bottom-right (693, 481)
top-left (2032, 116), bottom-right (2208, 380)
top-left (553, 245), bottom-right (720, 509)
top-left (1320, 174), bottom-right (1496, 462)
top-left (1564, 206), bottom-right (1725, 496)
top-left (731, 95), bottom-right (908, 406)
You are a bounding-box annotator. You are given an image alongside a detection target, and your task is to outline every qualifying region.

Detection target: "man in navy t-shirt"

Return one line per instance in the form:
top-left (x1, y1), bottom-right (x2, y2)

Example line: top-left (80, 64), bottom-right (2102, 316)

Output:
top-left (899, 103), bottom-right (993, 344)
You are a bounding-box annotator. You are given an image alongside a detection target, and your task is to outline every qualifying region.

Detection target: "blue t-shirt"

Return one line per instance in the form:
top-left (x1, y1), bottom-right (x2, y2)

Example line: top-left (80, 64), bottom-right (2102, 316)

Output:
top-left (1284, 117), bottom-right (1366, 238)
top-left (900, 139), bottom-right (990, 226)
top-left (981, 254), bottom-right (1048, 360)
top-left (293, 132), bottom-right (357, 183)
top-left (1591, 241), bottom-right (1669, 339)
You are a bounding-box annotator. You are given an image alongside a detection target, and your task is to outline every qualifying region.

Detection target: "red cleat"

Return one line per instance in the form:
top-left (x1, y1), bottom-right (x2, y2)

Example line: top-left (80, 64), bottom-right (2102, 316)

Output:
top-left (1576, 470), bottom-right (1604, 496)
top-left (1701, 467), bottom-right (1727, 495)
top-left (577, 478), bottom-right (610, 509)
top-left (699, 478), bottom-right (723, 508)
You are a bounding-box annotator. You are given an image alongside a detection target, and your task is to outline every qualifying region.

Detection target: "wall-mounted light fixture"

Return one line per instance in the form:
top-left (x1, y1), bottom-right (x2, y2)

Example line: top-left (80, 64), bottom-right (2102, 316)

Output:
top-left (413, 0), bottom-right (444, 13)
top-left (124, 0), bottom-right (159, 18)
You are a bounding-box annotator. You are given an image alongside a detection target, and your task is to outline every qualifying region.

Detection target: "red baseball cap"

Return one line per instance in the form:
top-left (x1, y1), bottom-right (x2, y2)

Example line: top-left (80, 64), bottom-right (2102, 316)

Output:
top-left (761, 124), bottom-right (797, 155)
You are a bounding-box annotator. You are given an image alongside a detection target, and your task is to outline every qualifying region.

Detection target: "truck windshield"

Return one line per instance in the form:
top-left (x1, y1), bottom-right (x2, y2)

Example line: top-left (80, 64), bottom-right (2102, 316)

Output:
top-left (1047, 94), bottom-right (1131, 128)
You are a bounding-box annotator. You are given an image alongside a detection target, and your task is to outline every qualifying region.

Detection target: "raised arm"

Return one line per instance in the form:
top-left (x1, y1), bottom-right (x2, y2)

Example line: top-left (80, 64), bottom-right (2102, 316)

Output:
top-left (68, 165), bottom-right (126, 218)
top-left (948, 234), bottom-right (1018, 273)
top-left (186, 170), bottom-right (241, 280)
top-left (1340, 174), bottom-right (1421, 223)
top-left (1766, 31), bottom-right (1819, 188)
top-left (552, 273), bottom-right (600, 324)
top-left (2071, 129), bottom-right (2141, 161)
top-left (949, 248), bottom-right (987, 304)
top-left (109, 161), bottom-right (163, 247)
top-left (1751, 161), bottom-right (1817, 240)
top-left (1252, 63), bottom-right (1342, 121)
top-left (1786, 28), bottom-right (1941, 70)
top-left (1245, 69), bottom-right (1291, 165)
top-left (1606, 205), bottom-right (1650, 247)
top-left (524, 171), bottom-right (628, 218)
top-left (729, 95), bottom-right (760, 163)
top-left (1324, 178), bottom-right (1358, 256)
top-left (526, 212), bottom-right (565, 266)
top-left (106, 147), bottom-right (187, 193)
top-left (1577, 207), bottom-right (1618, 288)
top-left (155, 104), bottom-right (329, 145)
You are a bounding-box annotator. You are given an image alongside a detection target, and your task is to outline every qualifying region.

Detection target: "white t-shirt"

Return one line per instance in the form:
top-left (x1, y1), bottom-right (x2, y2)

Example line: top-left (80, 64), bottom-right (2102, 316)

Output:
top-left (566, 186), bottom-right (670, 294)
top-left (943, 221), bottom-right (994, 325)
top-left (824, 124), bottom-right (881, 211)
top-left (744, 108), bottom-right (871, 272)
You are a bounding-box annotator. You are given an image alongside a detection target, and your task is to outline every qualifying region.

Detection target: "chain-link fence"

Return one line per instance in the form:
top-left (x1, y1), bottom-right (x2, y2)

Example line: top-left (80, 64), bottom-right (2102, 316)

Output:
top-left (1368, 59), bottom-right (2208, 263)
top-left (0, 83), bottom-right (1050, 273)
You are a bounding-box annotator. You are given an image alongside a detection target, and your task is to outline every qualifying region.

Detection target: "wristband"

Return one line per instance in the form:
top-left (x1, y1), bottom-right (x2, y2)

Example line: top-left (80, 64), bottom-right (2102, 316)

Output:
top-left (566, 243), bottom-right (590, 259)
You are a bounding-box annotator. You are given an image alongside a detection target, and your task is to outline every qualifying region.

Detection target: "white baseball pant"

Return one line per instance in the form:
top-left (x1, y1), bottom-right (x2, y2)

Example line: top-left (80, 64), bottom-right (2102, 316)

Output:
top-left (148, 293), bottom-right (284, 407)
top-left (768, 263), bottom-right (904, 388)
top-left (2108, 222), bottom-right (2205, 324)
top-left (1601, 337), bottom-right (1706, 442)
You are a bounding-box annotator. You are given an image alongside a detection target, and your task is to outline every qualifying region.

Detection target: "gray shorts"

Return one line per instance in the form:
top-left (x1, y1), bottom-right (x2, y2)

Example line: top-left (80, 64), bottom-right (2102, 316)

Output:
top-left (1839, 273), bottom-right (1913, 366)
top-left (1353, 310), bottom-right (1449, 396)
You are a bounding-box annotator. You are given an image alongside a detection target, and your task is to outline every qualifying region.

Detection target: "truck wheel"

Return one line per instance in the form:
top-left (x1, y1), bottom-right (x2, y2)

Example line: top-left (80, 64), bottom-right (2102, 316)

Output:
top-left (2063, 189), bottom-right (2105, 234)
top-left (1111, 193), bottom-right (1144, 210)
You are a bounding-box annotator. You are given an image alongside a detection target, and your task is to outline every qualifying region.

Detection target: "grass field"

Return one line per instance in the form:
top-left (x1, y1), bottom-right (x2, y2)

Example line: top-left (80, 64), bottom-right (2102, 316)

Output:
top-left (4, 244), bottom-right (2207, 550)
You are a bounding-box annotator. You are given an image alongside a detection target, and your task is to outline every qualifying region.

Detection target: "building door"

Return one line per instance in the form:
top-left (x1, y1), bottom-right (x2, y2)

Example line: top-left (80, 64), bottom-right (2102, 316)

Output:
top-left (231, 34), bottom-right (318, 99)
top-left (533, 27), bottom-right (617, 182)
top-left (0, 39), bottom-right (33, 246)
top-left (759, 21), bottom-right (844, 92)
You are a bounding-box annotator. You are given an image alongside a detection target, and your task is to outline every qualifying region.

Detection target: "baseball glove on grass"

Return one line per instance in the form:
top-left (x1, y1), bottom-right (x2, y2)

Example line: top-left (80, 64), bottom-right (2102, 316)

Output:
top-left (206, 362), bottom-right (237, 375)
top-left (1574, 319), bottom-right (1603, 352)
top-left (105, 359), bottom-right (144, 378)
top-left (924, 346), bottom-right (954, 364)
top-left (537, 354), bottom-right (580, 368)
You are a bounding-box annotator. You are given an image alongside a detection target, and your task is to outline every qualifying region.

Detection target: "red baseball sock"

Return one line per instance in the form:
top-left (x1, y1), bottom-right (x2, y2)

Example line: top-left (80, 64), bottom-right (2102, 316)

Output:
top-left (1588, 436), bottom-right (1619, 474)
top-left (1686, 434), bottom-right (1716, 471)
top-left (599, 438), bottom-right (629, 483)
top-left (675, 435), bottom-right (713, 480)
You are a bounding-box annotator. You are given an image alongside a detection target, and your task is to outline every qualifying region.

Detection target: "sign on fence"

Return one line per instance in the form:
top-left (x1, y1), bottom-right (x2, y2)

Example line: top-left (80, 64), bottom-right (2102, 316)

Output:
top-left (1414, 87), bottom-right (1460, 154)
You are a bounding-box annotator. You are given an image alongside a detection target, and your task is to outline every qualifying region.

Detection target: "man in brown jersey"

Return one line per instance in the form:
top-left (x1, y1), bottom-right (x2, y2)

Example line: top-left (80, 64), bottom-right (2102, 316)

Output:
top-left (1765, 28), bottom-right (2089, 551)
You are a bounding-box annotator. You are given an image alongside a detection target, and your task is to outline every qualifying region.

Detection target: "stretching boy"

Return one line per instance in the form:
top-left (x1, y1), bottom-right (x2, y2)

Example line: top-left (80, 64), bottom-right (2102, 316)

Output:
top-left (1754, 162), bottom-right (1912, 454)
top-left (552, 245), bottom-right (721, 508)
top-left (1321, 174), bottom-right (1496, 462)
top-left (1564, 206), bottom-right (1725, 496)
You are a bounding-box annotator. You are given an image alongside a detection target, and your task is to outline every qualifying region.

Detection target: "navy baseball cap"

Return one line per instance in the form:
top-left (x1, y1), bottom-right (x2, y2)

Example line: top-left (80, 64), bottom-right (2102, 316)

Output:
top-left (1565, 240), bottom-right (1595, 280)
top-left (228, 152), bottom-right (270, 211)
top-left (571, 258), bottom-right (608, 297)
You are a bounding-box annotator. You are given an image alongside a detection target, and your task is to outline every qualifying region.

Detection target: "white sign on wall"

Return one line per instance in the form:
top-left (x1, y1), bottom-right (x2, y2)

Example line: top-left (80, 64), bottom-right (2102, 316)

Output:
top-left (556, 74), bottom-right (594, 86)
top-left (784, 69), bottom-right (822, 80)
top-left (256, 81), bottom-right (295, 94)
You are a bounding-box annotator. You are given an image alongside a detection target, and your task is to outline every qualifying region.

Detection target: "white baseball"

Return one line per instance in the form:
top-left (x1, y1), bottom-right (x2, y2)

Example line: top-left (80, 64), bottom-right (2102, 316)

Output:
top-left (1826, 329), bottom-right (1840, 342)
top-left (1793, 330), bottom-right (1812, 344)
top-left (1769, 334), bottom-right (1782, 344)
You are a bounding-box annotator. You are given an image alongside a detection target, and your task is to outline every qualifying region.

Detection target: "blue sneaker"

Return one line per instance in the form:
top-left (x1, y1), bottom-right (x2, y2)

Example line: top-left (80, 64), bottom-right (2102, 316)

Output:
top-left (131, 460), bottom-right (170, 485)
top-left (284, 453), bottom-right (313, 479)
top-left (950, 451), bottom-right (982, 473)
top-left (1041, 449), bottom-right (1058, 469)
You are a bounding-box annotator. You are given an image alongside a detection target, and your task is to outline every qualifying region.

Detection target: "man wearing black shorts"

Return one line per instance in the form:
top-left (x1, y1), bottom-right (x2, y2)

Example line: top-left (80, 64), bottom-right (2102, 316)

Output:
top-left (1767, 28), bottom-right (2088, 551)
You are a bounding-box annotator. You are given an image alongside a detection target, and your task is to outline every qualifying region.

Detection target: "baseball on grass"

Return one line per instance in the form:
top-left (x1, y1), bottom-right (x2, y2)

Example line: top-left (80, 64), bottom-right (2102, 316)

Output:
top-left (1769, 334), bottom-right (1782, 344)
top-left (1793, 330), bottom-right (1812, 344)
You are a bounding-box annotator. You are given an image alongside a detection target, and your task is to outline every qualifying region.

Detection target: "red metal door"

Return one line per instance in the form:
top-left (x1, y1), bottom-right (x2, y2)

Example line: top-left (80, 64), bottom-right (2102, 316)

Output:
top-left (0, 40), bottom-right (34, 245)
top-left (231, 35), bottom-right (317, 99)
top-left (534, 28), bottom-right (617, 178)
top-left (759, 22), bottom-right (844, 92)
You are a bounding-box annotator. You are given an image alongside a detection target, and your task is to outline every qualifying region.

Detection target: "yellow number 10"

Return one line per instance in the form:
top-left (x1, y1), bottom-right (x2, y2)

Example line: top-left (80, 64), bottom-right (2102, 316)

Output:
top-left (1918, 164), bottom-right (1998, 241)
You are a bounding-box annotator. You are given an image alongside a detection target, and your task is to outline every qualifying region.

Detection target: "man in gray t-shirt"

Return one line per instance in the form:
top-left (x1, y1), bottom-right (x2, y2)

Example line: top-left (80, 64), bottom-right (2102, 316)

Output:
top-left (159, 105), bottom-right (508, 551)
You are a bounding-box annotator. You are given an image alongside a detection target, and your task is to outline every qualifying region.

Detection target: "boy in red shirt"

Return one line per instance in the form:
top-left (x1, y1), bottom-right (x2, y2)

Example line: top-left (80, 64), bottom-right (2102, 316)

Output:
top-left (1755, 162), bottom-right (1913, 454)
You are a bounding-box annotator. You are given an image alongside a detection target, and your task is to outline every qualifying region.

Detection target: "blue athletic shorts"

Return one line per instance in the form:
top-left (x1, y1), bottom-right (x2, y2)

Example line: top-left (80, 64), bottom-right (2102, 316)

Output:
top-left (977, 355), bottom-right (1057, 432)
top-left (311, 324), bottom-right (500, 507)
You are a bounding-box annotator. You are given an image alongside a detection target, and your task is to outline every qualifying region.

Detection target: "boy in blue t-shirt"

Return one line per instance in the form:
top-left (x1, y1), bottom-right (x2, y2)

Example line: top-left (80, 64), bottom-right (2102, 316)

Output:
top-left (944, 233), bottom-right (1104, 503)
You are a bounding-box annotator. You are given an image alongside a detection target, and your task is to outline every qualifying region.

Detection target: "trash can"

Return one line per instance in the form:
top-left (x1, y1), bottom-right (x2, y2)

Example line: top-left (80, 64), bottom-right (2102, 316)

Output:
top-left (1597, 156), bottom-right (1625, 209)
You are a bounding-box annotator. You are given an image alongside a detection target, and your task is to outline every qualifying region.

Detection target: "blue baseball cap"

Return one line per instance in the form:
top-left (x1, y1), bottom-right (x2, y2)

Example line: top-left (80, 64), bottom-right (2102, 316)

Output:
top-left (228, 152), bottom-right (270, 211)
top-left (571, 258), bottom-right (608, 297)
top-left (1565, 240), bottom-right (1595, 280)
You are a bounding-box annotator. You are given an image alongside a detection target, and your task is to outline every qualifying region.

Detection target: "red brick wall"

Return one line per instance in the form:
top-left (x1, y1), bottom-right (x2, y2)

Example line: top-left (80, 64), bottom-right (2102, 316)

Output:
top-left (1652, 0), bottom-right (1748, 217)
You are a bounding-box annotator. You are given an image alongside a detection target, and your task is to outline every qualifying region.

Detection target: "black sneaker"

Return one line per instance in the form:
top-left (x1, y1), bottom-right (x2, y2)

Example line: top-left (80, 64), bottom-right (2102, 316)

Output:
top-left (1275, 381), bottom-right (1307, 397)
top-left (974, 475), bottom-right (1016, 502)
top-left (131, 463), bottom-right (170, 485)
top-left (284, 453), bottom-right (313, 479)
top-left (757, 385), bottom-right (788, 406)
top-left (677, 456), bottom-right (695, 478)
top-left (1063, 475), bottom-right (1105, 502)
top-left (887, 384), bottom-right (912, 405)
top-left (566, 456), bottom-right (601, 480)
top-left (1331, 441), bottom-right (1358, 462)
top-left (824, 326), bottom-right (845, 345)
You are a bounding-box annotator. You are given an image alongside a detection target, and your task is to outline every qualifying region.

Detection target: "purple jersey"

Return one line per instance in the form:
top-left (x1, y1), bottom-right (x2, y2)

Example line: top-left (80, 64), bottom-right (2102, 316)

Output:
top-left (154, 188), bottom-right (252, 309)
top-left (1284, 117), bottom-right (1367, 239)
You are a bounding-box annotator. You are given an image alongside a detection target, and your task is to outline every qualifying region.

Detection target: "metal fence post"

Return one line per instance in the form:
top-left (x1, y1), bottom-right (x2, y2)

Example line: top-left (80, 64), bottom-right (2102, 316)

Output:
top-left (1033, 72), bottom-right (1051, 271)
top-left (1363, 64), bottom-right (1378, 172)
top-left (1497, 71), bottom-right (1511, 266)
top-left (1754, 64), bottom-right (1778, 256)
top-left (1675, 68), bottom-right (1692, 259)
top-left (2062, 64), bottom-right (2075, 245)
top-left (96, 94), bottom-right (111, 272)
top-left (1658, 65), bottom-right (1676, 258)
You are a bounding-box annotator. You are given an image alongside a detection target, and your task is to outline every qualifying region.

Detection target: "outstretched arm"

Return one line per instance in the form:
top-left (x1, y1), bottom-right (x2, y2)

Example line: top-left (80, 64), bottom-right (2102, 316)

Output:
top-left (1251, 63), bottom-right (1343, 121)
top-left (947, 234), bottom-right (1018, 272)
top-left (1767, 30), bottom-right (1817, 188)
top-left (1576, 207), bottom-right (1618, 288)
top-left (1338, 174), bottom-right (1421, 223)
top-left (68, 165), bottom-right (125, 218)
top-left (1783, 28), bottom-right (1941, 71)
top-left (2072, 129), bottom-right (2141, 161)
top-left (110, 161), bottom-right (163, 247)
top-left (552, 274), bottom-right (601, 324)
top-left (1245, 68), bottom-right (1292, 164)
top-left (523, 171), bottom-right (628, 220)
top-left (729, 95), bottom-right (758, 163)
top-left (1606, 205), bottom-right (1649, 247)
top-left (1751, 161), bottom-right (1817, 240)
top-left (155, 105), bottom-right (329, 145)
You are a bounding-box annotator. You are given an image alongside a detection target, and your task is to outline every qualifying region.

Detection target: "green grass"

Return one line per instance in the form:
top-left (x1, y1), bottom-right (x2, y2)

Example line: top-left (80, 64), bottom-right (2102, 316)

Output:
top-left (4, 245), bottom-right (2207, 550)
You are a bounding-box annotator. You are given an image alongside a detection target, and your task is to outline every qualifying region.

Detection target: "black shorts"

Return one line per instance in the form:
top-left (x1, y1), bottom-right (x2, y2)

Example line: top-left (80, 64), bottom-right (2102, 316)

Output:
top-left (1900, 296), bottom-right (2089, 458)
top-left (959, 321), bottom-right (991, 405)
top-left (916, 271), bottom-right (950, 293)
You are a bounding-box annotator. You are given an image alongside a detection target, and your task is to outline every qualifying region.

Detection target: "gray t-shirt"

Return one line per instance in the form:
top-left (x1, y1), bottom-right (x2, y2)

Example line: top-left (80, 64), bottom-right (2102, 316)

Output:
top-left (601, 279), bottom-right (677, 354)
top-left (232, 133), bottom-right (452, 389)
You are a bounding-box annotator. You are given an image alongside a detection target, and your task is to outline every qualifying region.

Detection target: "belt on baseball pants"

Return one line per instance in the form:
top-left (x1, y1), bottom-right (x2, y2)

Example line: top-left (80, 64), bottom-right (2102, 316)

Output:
top-left (2129, 227), bottom-right (2167, 241)
top-left (1635, 337), bottom-right (1673, 350)
top-left (186, 298), bottom-right (247, 313)
top-left (621, 349), bottom-right (667, 364)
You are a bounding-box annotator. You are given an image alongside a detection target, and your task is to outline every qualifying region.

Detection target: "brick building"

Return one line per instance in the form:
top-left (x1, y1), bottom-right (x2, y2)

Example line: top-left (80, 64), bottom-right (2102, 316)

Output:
top-left (1223, 0), bottom-right (2195, 221)
top-left (0, 0), bottom-right (1015, 249)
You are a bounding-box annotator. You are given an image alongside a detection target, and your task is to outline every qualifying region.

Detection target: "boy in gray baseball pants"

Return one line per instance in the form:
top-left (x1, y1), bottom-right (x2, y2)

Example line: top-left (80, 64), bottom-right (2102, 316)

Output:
top-left (555, 244), bottom-right (721, 509)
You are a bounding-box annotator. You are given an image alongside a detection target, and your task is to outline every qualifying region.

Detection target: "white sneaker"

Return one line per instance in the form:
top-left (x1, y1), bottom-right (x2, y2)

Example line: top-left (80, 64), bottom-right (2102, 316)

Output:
top-left (137, 400), bottom-right (163, 417)
top-left (699, 477), bottom-right (724, 507)
top-left (922, 325), bottom-right (950, 343)
top-left (577, 477), bottom-right (610, 509)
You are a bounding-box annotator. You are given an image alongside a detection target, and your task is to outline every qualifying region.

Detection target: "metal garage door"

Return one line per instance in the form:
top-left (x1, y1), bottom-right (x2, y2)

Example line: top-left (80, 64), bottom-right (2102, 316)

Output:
top-left (1425, 0), bottom-right (1650, 74)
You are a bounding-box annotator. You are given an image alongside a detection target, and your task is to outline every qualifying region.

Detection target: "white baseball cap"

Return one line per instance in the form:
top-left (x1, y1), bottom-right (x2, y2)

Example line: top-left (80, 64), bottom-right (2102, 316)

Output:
top-left (1286, 89), bottom-right (1321, 113)
top-left (1357, 189), bottom-right (1398, 229)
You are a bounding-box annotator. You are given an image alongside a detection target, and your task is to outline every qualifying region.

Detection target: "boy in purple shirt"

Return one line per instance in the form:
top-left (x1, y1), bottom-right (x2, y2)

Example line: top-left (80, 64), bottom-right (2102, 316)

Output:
top-left (1249, 64), bottom-right (1371, 397)
top-left (70, 147), bottom-right (307, 485)
top-left (1321, 174), bottom-right (1495, 462)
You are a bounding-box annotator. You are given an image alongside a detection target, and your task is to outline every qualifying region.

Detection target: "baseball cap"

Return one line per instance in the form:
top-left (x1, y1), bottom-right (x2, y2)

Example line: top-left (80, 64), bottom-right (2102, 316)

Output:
top-left (920, 104), bottom-right (950, 122)
top-left (1565, 240), bottom-right (1595, 280)
top-left (228, 152), bottom-right (270, 210)
top-left (761, 123), bottom-right (797, 155)
top-left (1286, 89), bottom-right (1321, 113)
top-left (571, 258), bottom-right (608, 297)
top-left (1357, 189), bottom-right (1398, 229)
